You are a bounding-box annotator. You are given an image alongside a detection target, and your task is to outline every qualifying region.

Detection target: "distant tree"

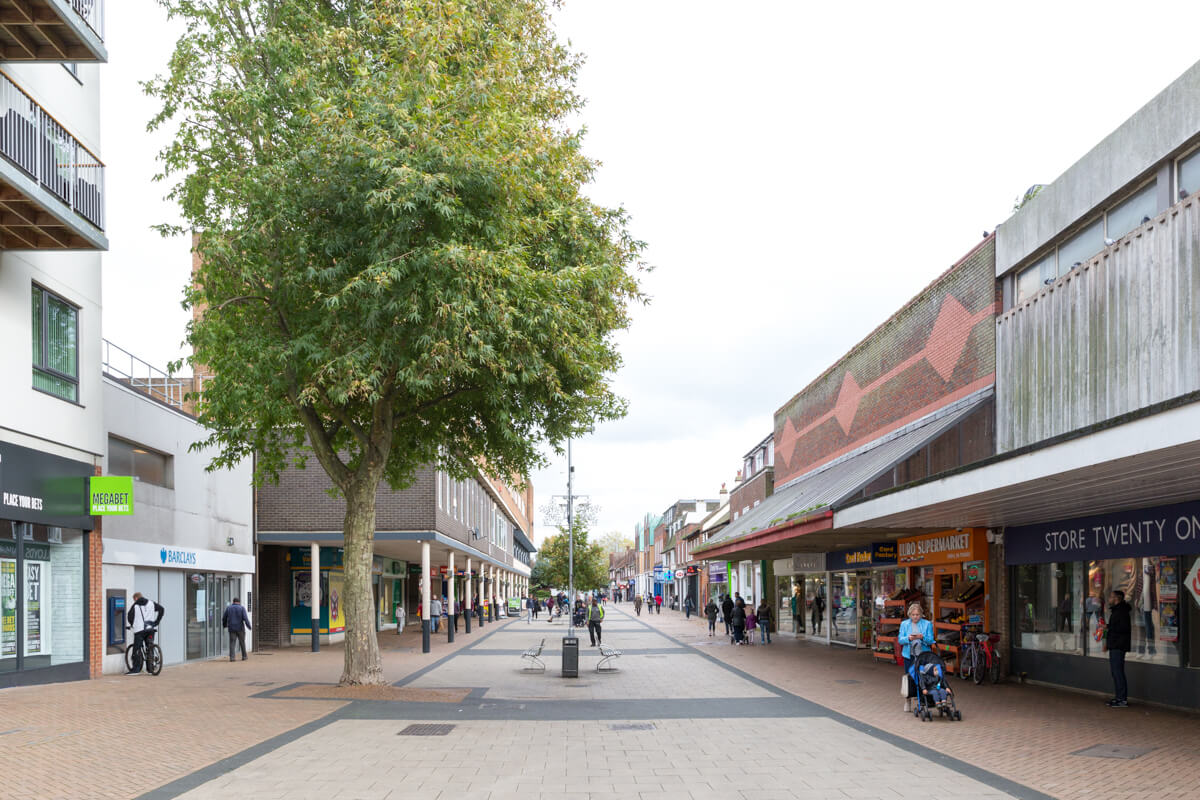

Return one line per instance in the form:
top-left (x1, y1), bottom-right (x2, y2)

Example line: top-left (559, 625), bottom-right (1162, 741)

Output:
top-left (531, 522), bottom-right (606, 592)
top-left (147, 0), bottom-right (642, 685)
top-left (596, 530), bottom-right (634, 555)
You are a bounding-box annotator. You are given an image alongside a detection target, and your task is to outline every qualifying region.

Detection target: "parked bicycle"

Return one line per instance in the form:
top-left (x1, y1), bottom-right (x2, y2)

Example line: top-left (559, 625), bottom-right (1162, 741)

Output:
top-left (958, 630), bottom-right (1001, 684)
top-left (124, 623), bottom-right (163, 676)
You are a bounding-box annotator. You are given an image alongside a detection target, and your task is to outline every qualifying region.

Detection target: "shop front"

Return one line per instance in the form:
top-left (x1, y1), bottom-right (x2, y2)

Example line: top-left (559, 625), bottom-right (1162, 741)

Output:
top-left (897, 529), bottom-right (988, 675)
top-left (826, 544), bottom-right (897, 648)
top-left (784, 552), bottom-right (828, 638)
top-left (706, 562), bottom-right (727, 607)
top-left (288, 546), bottom-right (346, 645)
top-left (0, 441), bottom-right (94, 688)
top-left (1006, 499), bottom-right (1200, 709)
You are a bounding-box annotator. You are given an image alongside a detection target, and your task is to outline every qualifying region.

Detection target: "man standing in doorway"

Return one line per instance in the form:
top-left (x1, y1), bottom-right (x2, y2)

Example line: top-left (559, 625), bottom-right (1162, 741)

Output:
top-left (222, 596), bottom-right (252, 661)
top-left (1106, 590), bottom-right (1132, 708)
top-left (586, 596), bottom-right (605, 646)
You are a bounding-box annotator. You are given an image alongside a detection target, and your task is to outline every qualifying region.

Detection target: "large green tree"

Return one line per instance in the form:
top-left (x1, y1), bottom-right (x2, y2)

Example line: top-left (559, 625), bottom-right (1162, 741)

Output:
top-left (148, 0), bottom-right (642, 684)
top-left (530, 524), bottom-right (606, 592)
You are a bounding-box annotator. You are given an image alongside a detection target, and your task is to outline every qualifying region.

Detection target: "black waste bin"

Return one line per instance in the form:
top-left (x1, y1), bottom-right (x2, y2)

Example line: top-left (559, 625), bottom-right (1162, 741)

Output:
top-left (561, 635), bottom-right (579, 678)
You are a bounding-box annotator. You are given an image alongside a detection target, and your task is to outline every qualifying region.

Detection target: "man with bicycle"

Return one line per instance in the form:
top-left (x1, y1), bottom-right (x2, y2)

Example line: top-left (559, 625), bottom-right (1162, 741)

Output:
top-left (125, 592), bottom-right (164, 675)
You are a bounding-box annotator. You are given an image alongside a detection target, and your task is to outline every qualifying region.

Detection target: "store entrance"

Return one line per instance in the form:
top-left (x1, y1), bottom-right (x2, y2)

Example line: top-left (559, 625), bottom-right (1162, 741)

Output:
top-left (186, 573), bottom-right (241, 661)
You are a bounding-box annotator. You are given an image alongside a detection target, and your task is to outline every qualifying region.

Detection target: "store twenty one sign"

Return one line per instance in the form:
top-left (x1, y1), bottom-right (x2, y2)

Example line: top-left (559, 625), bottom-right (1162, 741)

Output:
top-left (1006, 499), bottom-right (1200, 565)
top-left (90, 476), bottom-right (134, 515)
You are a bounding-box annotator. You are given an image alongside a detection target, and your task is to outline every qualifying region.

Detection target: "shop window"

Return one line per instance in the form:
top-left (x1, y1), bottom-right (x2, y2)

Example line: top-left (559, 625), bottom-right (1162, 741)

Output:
top-left (1179, 146), bottom-right (1200, 199)
top-left (108, 438), bottom-right (174, 489)
top-left (1, 524), bottom-right (85, 674)
top-left (1012, 562), bottom-right (1083, 655)
top-left (31, 286), bottom-right (79, 403)
top-left (1086, 557), bottom-right (1180, 666)
top-left (1105, 181), bottom-right (1157, 240)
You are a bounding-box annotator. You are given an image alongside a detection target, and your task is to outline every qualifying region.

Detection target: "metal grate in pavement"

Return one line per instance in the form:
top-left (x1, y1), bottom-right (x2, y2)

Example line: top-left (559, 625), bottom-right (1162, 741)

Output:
top-left (1071, 744), bottom-right (1154, 760)
top-left (398, 724), bottom-right (456, 737)
top-left (835, 679), bottom-right (863, 685)
top-left (610, 723), bottom-right (655, 731)
top-left (245, 681), bottom-right (275, 686)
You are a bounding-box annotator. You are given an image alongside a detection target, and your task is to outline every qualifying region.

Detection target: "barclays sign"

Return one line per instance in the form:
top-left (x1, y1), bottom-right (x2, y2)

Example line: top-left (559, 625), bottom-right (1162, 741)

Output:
top-left (160, 547), bottom-right (198, 566)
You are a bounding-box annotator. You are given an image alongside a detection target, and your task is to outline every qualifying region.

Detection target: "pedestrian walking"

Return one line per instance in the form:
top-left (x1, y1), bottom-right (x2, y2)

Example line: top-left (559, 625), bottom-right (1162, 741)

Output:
top-left (898, 602), bottom-right (933, 712)
top-left (586, 596), bottom-right (605, 646)
top-left (684, 595), bottom-right (695, 619)
top-left (734, 592), bottom-right (745, 610)
top-left (811, 591), bottom-right (825, 635)
top-left (704, 597), bottom-right (718, 636)
top-left (395, 603), bottom-right (406, 634)
top-left (721, 594), bottom-right (734, 636)
top-left (655, 594), bottom-right (662, 614)
top-left (221, 597), bottom-right (251, 661)
top-left (526, 594), bottom-right (533, 624)
top-left (532, 595), bottom-right (540, 619)
top-left (757, 599), bottom-right (772, 644)
top-left (453, 599), bottom-right (462, 632)
top-left (1106, 590), bottom-right (1132, 708)
top-left (746, 606), bottom-right (758, 645)
top-left (634, 595), bottom-right (643, 616)
top-left (791, 592), bottom-right (799, 634)
top-left (731, 601), bottom-right (747, 645)
top-left (430, 595), bottom-right (442, 633)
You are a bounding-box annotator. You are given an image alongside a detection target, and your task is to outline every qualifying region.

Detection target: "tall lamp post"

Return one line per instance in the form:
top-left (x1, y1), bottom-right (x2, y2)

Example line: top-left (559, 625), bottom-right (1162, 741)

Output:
top-left (567, 439), bottom-right (574, 632)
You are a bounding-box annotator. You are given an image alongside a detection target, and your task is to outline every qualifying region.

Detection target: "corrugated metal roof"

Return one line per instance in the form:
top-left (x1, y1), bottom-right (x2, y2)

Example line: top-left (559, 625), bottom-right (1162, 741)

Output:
top-left (705, 392), bottom-right (991, 548)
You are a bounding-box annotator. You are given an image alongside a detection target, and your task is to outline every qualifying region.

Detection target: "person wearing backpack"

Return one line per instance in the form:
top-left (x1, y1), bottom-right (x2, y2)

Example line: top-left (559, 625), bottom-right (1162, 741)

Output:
top-left (704, 597), bottom-right (719, 637)
top-left (586, 596), bottom-right (605, 646)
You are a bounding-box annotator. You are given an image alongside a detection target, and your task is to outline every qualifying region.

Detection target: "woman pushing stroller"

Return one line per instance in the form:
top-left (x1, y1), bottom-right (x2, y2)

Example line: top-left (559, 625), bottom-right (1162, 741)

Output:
top-left (898, 602), bottom-right (933, 713)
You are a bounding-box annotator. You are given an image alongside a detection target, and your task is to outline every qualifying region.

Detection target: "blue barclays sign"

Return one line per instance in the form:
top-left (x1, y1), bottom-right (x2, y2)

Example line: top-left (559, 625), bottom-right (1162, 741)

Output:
top-left (160, 547), bottom-right (197, 566)
top-left (1006, 499), bottom-right (1200, 565)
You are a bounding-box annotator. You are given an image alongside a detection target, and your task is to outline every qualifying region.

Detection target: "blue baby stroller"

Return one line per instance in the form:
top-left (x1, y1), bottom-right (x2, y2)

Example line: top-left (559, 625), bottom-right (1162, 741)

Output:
top-left (909, 647), bottom-right (962, 721)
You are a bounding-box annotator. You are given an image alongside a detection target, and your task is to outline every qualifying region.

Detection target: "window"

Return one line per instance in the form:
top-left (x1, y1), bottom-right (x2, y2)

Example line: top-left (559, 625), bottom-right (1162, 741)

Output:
top-left (1055, 218), bottom-right (1104, 277)
top-left (1015, 251), bottom-right (1056, 303)
top-left (107, 438), bottom-right (173, 488)
top-left (31, 286), bottom-right (79, 402)
top-left (1013, 562), bottom-right (1083, 655)
top-left (1178, 146), bottom-right (1200, 199)
top-left (1106, 181), bottom-right (1157, 240)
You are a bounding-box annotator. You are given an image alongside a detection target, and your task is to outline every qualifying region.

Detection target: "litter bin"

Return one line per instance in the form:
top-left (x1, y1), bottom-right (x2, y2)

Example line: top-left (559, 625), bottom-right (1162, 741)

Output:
top-left (561, 635), bottom-right (579, 678)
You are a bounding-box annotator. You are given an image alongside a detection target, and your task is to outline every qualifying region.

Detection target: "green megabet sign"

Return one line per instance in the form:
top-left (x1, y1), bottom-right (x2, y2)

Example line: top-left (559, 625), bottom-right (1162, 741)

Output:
top-left (89, 476), bottom-right (135, 515)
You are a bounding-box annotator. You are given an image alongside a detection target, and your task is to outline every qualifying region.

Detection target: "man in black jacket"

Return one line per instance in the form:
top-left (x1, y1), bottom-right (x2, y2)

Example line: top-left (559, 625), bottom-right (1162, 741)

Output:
top-left (125, 593), bottom-right (164, 674)
top-left (222, 597), bottom-right (252, 661)
top-left (1106, 590), bottom-right (1132, 707)
top-left (721, 595), bottom-right (734, 636)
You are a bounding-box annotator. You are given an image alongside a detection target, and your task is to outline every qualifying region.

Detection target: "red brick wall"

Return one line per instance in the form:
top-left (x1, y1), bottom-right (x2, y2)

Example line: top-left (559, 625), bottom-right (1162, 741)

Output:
top-left (773, 238), bottom-right (997, 486)
top-left (88, 506), bottom-right (103, 678)
top-left (729, 469), bottom-right (773, 518)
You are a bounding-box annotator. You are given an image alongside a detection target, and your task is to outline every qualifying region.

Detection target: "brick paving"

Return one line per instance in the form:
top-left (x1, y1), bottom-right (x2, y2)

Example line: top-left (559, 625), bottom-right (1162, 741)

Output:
top-left (635, 604), bottom-right (1200, 800)
top-left (3, 604), bottom-right (1196, 799)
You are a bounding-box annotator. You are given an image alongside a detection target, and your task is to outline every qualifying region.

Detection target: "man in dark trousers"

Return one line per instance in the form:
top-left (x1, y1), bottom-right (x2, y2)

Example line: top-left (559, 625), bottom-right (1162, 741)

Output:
top-left (586, 596), bottom-right (605, 646)
top-left (125, 592), bottom-right (164, 674)
top-left (721, 594), bottom-right (734, 636)
top-left (1106, 590), bottom-right (1132, 707)
top-left (222, 596), bottom-right (252, 661)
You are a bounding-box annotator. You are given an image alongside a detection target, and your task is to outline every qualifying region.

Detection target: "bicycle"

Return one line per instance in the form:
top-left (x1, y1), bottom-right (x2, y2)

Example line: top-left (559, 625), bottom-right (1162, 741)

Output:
top-left (958, 630), bottom-right (1001, 684)
top-left (124, 623), bottom-right (163, 676)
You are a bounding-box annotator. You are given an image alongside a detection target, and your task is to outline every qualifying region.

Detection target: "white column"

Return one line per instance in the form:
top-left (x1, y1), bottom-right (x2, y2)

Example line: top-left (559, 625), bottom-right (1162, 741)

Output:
top-left (447, 551), bottom-right (456, 641)
top-left (421, 541), bottom-right (431, 653)
top-left (310, 542), bottom-right (320, 652)
top-left (466, 558), bottom-right (473, 612)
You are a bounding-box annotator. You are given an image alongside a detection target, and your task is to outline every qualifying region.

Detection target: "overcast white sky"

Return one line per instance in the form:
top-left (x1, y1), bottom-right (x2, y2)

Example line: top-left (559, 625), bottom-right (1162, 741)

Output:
top-left (99, 1), bottom-right (1200, 545)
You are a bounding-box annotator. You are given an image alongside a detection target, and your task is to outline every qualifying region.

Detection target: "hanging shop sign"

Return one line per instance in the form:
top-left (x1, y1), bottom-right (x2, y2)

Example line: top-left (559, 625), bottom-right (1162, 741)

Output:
top-left (685, 565), bottom-right (699, 576)
top-left (89, 476), bottom-right (134, 515)
top-left (898, 529), bottom-right (986, 566)
top-left (1006, 499), bottom-right (1200, 566)
top-left (791, 552), bottom-right (826, 573)
top-left (673, 569), bottom-right (685, 580)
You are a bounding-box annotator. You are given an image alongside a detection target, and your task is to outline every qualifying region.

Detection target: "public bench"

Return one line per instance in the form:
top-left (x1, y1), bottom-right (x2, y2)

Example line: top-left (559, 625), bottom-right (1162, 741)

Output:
top-left (521, 638), bottom-right (546, 672)
top-left (597, 643), bottom-right (622, 673)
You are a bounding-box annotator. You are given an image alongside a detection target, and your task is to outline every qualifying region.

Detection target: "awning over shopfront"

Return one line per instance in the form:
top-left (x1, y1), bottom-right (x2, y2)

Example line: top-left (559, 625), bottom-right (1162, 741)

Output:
top-left (695, 393), bottom-right (991, 562)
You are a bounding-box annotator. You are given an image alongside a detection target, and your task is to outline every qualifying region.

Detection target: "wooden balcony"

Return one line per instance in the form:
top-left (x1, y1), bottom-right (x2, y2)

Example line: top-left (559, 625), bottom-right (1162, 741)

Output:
top-left (0, 69), bottom-right (105, 249)
top-left (0, 0), bottom-right (106, 62)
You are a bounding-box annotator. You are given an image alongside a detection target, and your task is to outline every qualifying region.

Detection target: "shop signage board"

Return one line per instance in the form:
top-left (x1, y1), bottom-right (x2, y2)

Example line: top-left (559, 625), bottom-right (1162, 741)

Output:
top-left (1185, 558), bottom-right (1200, 610)
top-left (791, 552), bottom-right (826, 572)
top-left (898, 530), bottom-right (986, 565)
top-left (89, 476), bottom-right (134, 515)
top-left (673, 569), bottom-right (685, 580)
top-left (1005, 500), bottom-right (1200, 565)
top-left (0, 441), bottom-right (93, 529)
top-left (827, 543), bottom-right (896, 571)
top-left (708, 563), bottom-right (727, 582)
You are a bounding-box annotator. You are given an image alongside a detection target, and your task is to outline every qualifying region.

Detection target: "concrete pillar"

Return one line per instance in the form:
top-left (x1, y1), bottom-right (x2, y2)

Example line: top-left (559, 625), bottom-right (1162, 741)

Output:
top-left (465, 558), bottom-right (473, 633)
top-left (421, 541), bottom-right (431, 654)
top-left (310, 542), bottom-right (320, 652)
top-left (489, 566), bottom-right (496, 621)
top-left (447, 552), bottom-right (456, 643)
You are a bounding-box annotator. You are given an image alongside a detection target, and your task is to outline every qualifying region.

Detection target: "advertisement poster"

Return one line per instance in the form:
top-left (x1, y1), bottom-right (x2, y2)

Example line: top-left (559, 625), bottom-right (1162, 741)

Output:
top-left (1157, 557), bottom-right (1178, 600)
top-left (1158, 602), bottom-right (1179, 642)
top-left (25, 562), bottom-right (42, 656)
top-left (1, 559), bottom-right (15, 658)
top-left (293, 571), bottom-right (312, 607)
top-left (328, 574), bottom-right (345, 632)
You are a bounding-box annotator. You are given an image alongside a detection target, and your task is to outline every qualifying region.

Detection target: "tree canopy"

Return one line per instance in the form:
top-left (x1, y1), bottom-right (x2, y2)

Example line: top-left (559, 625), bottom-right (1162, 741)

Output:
top-left (148, 0), bottom-right (643, 683)
top-left (530, 523), bottom-right (607, 592)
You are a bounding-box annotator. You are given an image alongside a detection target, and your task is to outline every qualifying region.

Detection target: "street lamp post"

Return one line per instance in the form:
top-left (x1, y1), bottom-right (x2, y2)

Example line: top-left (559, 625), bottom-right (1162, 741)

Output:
top-left (567, 438), bottom-right (574, 632)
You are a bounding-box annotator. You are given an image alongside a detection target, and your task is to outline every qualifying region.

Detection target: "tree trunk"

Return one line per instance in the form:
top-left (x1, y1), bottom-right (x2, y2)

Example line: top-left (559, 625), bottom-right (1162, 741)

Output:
top-left (340, 477), bottom-right (385, 685)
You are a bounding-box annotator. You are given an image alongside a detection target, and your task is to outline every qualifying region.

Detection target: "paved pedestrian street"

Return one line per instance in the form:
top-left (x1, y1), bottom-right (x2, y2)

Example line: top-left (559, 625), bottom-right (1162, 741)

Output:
top-left (4, 604), bottom-right (1198, 800)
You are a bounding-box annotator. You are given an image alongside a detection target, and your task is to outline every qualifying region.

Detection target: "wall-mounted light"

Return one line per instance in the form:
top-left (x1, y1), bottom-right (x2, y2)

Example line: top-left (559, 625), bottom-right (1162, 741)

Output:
top-left (226, 537), bottom-right (234, 546)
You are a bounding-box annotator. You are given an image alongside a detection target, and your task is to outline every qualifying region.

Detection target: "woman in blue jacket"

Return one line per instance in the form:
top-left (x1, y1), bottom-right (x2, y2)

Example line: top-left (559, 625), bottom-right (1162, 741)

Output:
top-left (897, 602), bottom-right (933, 712)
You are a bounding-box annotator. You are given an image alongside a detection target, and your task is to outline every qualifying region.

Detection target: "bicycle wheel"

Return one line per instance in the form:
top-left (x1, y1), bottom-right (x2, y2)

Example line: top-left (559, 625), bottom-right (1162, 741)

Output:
top-left (147, 644), bottom-right (163, 676)
top-left (124, 643), bottom-right (136, 673)
top-left (957, 645), bottom-right (972, 680)
top-left (973, 648), bottom-right (986, 685)
top-left (989, 650), bottom-right (1002, 684)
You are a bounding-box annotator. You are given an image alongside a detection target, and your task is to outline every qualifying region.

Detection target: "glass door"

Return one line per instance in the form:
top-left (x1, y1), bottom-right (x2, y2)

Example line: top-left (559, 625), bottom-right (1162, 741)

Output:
top-left (186, 574), bottom-right (204, 660)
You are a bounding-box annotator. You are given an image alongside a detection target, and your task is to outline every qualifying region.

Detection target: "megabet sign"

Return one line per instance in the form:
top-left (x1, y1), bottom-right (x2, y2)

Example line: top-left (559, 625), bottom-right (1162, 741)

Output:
top-left (90, 476), bottom-right (134, 515)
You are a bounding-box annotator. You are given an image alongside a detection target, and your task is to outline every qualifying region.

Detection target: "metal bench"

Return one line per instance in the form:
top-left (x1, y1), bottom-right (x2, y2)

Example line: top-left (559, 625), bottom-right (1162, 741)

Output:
top-left (596, 643), bottom-right (622, 673)
top-left (521, 638), bottom-right (546, 672)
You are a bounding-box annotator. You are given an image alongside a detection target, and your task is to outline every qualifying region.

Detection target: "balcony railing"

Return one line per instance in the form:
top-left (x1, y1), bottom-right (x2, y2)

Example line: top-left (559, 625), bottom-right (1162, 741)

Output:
top-left (72, 0), bottom-right (105, 38)
top-left (0, 70), bottom-right (104, 231)
top-left (101, 340), bottom-right (187, 410)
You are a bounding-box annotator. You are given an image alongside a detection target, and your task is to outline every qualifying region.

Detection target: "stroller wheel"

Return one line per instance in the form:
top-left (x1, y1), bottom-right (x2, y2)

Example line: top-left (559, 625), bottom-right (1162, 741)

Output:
top-left (955, 710), bottom-right (962, 720)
